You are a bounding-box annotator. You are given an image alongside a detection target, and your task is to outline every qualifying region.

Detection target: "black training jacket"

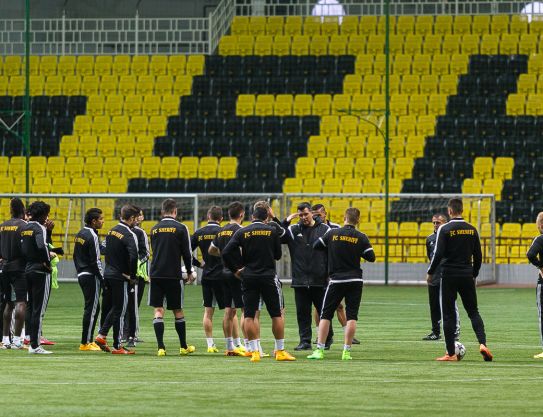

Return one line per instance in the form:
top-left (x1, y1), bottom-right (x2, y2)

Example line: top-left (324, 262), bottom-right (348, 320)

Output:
top-left (0, 218), bottom-right (27, 272)
top-left (133, 226), bottom-right (150, 262)
top-left (21, 221), bottom-right (51, 274)
top-left (426, 231), bottom-right (443, 286)
top-left (149, 217), bottom-right (193, 280)
top-left (191, 222), bottom-right (223, 280)
top-left (527, 234), bottom-right (543, 282)
top-left (222, 220), bottom-right (281, 279)
top-left (212, 222), bottom-right (242, 279)
top-left (427, 218), bottom-right (482, 278)
top-left (282, 217), bottom-right (330, 287)
top-left (73, 227), bottom-right (104, 279)
top-left (313, 225), bottom-right (375, 281)
top-left (104, 222), bottom-right (138, 281)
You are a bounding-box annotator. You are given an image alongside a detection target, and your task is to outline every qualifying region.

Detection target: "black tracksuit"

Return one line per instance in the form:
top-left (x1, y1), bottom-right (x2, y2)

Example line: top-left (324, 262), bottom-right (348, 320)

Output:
top-left (191, 222), bottom-right (225, 308)
top-left (124, 225), bottom-right (149, 339)
top-left (222, 220), bottom-right (282, 319)
top-left (313, 225), bottom-right (375, 321)
top-left (427, 217), bottom-right (486, 356)
top-left (527, 234), bottom-right (543, 348)
top-left (73, 226), bottom-right (104, 345)
top-left (21, 221), bottom-right (51, 349)
top-left (283, 218), bottom-right (333, 344)
top-left (212, 222), bottom-right (244, 308)
top-left (99, 222), bottom-right (138, 349)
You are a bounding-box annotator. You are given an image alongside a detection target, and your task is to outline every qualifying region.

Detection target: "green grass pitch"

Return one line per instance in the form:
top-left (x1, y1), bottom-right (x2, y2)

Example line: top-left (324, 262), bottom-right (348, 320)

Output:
top-left (2, 283), bottom-right (543, 416)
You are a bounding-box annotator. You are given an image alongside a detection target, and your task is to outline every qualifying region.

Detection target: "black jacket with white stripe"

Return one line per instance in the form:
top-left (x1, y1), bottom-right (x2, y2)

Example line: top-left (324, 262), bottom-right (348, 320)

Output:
top-left (282, 217), bottom-right (330, 287)
top-left (527, 234), bottom-right (543, 282)
top-left (426, 231), bottom-right (443, 286)
top-left (73, 227), bottom-right (104, 280)
top-left (104, 222), bottom-right (138, 281)
top-left (133, 226), bottom-right (150, 262)
top-left (313, 225), bottom-right (375, 282)
top-left (149, 217), bottom-right (193, 280)
top-left (427, 217), bottom-right (482, 278)
top-left (21, 221), bottom-right (51, 275)
top-left (0, 217), bottom-right (27, 273)
top-left (222, 220), bottom-right (282, 279)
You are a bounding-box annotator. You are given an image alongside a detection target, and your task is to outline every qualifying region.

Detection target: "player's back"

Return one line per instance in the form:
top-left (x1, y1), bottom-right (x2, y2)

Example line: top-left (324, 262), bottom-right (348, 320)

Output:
top-left (150, 217), bottom-right (191, 279)
top-left (191, 222), bottom-right (222, 279)
top-left (0, 217), bottom-right (27, 271)
top-left (432, 218), bottom-right (481, 276)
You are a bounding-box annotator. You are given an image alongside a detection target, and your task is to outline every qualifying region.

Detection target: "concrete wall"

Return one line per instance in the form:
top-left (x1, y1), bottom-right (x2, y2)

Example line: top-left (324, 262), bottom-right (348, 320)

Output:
top-left (0, 0), bottom-right (220, 19)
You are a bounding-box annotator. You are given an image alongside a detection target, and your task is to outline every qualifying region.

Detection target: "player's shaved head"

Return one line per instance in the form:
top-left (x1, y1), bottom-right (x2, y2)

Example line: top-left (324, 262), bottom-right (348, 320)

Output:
top-left (537, 212), bottom-right (543, 234)
top-left (447, 198), bottom-right (463, 216)
top-left (207, 206), bottom-right (223, 222)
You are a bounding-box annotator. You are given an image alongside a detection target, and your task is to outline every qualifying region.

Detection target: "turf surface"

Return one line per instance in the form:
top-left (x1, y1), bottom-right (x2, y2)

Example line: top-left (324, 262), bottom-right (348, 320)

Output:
top-left (1, 283), bottom-right (543, 416)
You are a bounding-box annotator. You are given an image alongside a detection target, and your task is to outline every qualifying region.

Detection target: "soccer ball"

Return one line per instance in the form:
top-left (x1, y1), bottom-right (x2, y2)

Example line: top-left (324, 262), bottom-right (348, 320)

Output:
top-left (455, 342), bottom-right (466, 360)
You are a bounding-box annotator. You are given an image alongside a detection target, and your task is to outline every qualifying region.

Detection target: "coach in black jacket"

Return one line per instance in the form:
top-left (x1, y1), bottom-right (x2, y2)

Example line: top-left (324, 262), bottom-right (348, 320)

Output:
top-left (96, 205), bottom-right (139, 354)
top-left (73, 208), bottom-right (104, 350)
top-left (282, 202), bottom-right (333, 351)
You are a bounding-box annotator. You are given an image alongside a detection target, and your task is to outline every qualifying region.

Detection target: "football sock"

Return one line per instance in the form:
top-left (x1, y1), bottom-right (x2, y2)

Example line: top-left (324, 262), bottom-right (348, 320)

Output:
top-left (13, 336), bottom-right (21, 345)
top-left (249, 339), bottom-right (258, 352)
top-left (226, 337), bottom-right (234, 351)
top-left (275, 339), bottom-right (285, 351)
top-left (206, 337), bottom-right (214, 348)
top-left (257, 339), bottom-right (264, 354)
top-left (2, 336), bottom-right (10, 345)
top-left (344, 344), bottom-right (351, 351)
top-left (234, 337), bottom-right (241, 347)
top-left (244, 338), bottom-right (249, 350)
top-left (317, 343), bottom-right (325, 350)
top-left (175, 318), bottom-right (187, 349)
top-left (153, 317), bottom-right (165, 349)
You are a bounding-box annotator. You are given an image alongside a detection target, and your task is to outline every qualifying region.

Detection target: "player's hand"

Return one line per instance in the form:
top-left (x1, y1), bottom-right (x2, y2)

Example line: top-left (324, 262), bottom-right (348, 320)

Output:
top-left (185, 272), bottom-right (196, 284)
top-left (49, 252), bottom-right (57, 258)
top-left (286, 213), bottom-right (299, 222)
top-left (426, 274), bottom-right (432, 283)
top-left (234, 268), bottom-right (244, 279)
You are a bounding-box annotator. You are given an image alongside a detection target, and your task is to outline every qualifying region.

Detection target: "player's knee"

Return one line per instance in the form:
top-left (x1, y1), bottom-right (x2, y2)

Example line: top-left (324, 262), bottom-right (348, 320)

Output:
top-left (337, 304), bottom-right (345, 311)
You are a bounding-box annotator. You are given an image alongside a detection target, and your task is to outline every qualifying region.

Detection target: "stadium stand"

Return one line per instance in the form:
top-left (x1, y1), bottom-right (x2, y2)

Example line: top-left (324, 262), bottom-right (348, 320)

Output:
top-left (1, 14), bottom-right (541, 262)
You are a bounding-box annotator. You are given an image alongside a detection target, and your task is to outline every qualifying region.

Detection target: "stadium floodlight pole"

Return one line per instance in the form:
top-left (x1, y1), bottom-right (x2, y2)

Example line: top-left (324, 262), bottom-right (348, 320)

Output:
top-left (24, 0), bottom-right (31, 195)
top-left (384, 0), bottom-right (390, 285)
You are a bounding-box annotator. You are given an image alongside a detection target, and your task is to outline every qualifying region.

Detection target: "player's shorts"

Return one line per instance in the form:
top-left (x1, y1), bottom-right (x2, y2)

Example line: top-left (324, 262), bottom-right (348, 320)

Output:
top-left (242, 276), bottom-right (283, 319)
top-left (148, 278), bottom-right (184, 310)
top-left (222, 274), bottom-right (244, 309)
top-left (320, 280), bottom-right (363, 321)
top-left (202, 279), bottom-right (226, 309)
top-left (1, 271), bottom-right (26, 303)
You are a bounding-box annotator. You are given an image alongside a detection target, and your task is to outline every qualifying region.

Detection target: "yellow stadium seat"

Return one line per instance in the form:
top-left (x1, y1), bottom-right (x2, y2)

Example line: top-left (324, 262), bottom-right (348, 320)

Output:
top-left (102, 157), bottom-right (121, 178)
top-left (283, 178), bottom-right (303, 193)
top-left (39, 56), bottom-right (57, 76)
top-left (112, 55), bottom-right (131, 76)
top-left (494, 157), bottom-right (514, 180)
top-left (526, 94), bottom-right (543, 115)
top-left (480, 34), bottom-right (499, 54)
top-left (80, 75), bottom-right (99, 95)
top-left (292, 95), bottom-right (312, 116)
top-left (110, 115), bottom-right (129, 136)
top-left (397, 15), bottom-right (415, 35)
top-left (167, 56), bottom-right (186, 76)
top-left (322, 178), bottom-right (343, 194)
top-left (266, 16), bottom-right (284, 36)
top-left (303, 178), bottom-right (321, 194)
top-left (340, 16), bottom-right (359, 36)
top-left (217, 157), bottom-right (237, 179)
top-left (442, 34), bottom-right (460, 54)
top-left (519, 34), bottom-right (537, 55)
top-left (295, 157), bottom-right (315, 179)
top-left (312, 94), bottom-right (331, 116)
top-left (309, 35), bottom-right (329, 56)
top-left (411, 54), bottom-right (430, 75)
top-left (160, 156), bottom-right (180, 179)
top-left (510, 15), bottom-right (528, 34)
top-left (329, 36), bottom-right (347, 55)
top-left (231, 16), bottom-right (249, 35)
top-left (303, 16), bottom-right (321, 36)
top-left (75, 56), bottom-right (94, 76)
top-left (415, 15), bottom-right (434, 35)
top-left (254, 35), bottom-right (273, 56)
top-left (186, 55), bottom-right (204, 76)
top-left (335, 157), bottom-right (354, 179)
top-left (3, 56), bottom-right (21, 76)
top-left (86, 95), bottom-right (105, 116)
top-left (179, 156), bottom-right (199, 179)
top-left (198, 156), bottom-right (219, 179)
top-left (255, 95), bottom-right (275, 116)
top-left (94, 56), bottom-right (112, 76)
top-left (274, 94), bottom-right (293, 116)
top-left (453, 15), bottom-right (472, 35)
top-left (506, 94), bottom-right (525, 116)
top-left (250, 16), bottom-right (267, 36)
top-left (130, 55), bottom-right (149, 76)
top-left (291, 35), bottom-right (309, 55)
top-left (149, 55), bottom-right (168, 76)
top-left (272, 38), bottom-right (290, 56)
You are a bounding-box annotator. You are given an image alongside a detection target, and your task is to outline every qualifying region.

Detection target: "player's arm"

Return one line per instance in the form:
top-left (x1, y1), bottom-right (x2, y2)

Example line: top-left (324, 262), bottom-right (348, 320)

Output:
top-left (208, 236), bottom-right (221, 257)
top-left (222, 230), bottom-right (243, 274)
top-left (359, 234), bottom-right (375, 262)
top-left (427, 227), bottom-right (445, 278)
top-left (180, 225), bottom-right (194, 275)
top-left (313, 228), bottom-right (331, 250)
top-left (189, 231), bottom-right (202, 268)
top-left (87, 233), bottom-right (104, 280)
top-left (273, 229), bottom-right (282, 261)
top-left (527, 236), bottom-right (543, 269)
top-left (426, 236), bottom-right (433, 261)
top-left (34, 225), bottom-right (51, 265)
top-left (125, 232), bottom-right (139, 281)
top-left (472, 229), bottom-right (483, 278)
